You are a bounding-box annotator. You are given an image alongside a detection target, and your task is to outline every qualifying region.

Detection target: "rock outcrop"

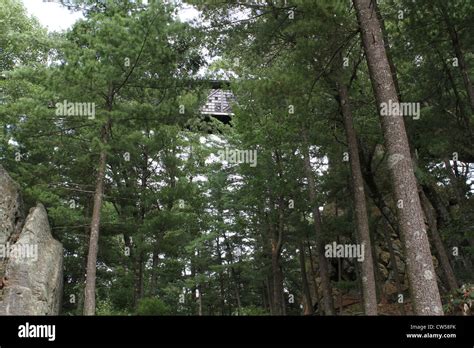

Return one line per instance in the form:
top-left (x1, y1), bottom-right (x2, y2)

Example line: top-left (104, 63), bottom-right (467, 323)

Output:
top-left (0, 165), bottom-right (24, 246)
top-left (0, 165), bottom-right (63, 315)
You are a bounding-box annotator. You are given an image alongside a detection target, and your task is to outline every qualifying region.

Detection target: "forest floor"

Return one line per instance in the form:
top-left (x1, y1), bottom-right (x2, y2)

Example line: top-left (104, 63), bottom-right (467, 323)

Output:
top-left (335, 294), bottom-right (414, 315)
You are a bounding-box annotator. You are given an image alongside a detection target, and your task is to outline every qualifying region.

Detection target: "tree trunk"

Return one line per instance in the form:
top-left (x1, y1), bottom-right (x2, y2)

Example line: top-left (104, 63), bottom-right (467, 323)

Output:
top-left (360, 143), bottom-right (407, 313)
top-left (419, 189), bottom-right (459, 292)
top-left (302, 133), bottom-right (335, 315)
top-left (271, 238), bottom-right (284, 315)
top-left (443, 158), bottom-right (465, 204)
top-left (134, 143), bottom-right (149, 306)
top-left (364, 175), bottom-right (399, 235)
top-left (216, 238), bottom-right (226, 316)
top-left (437, 49), bottom-right (472, 137)
top-left (334, 206), bottom-right (344, 315)
top-left (371, 233), bottom-right (386, 305)
top-left (423, 184), bottom-right (473, 275)
top-left (359, 142), bottom-right (400, 235)
top-left (353, 0), bottom-right (443, 315)
top-left (262, 283), bottom-right (268, 311)
top-left (266, 275), bottom-right (274, 315)
top-left (439, 3), bottom-right (474, 113)
top-left (234, 278), bottom-right (242, 314)
top-left (134, 251), bottom-right (145, 308)
top-left (262, 219), bottom-right (276, 315)
top-left (150, 245), bottom-right (159, 296)
top-left (380, 218), bottom-right (406, 315)
top-left (306, 242), bottom-right (322, 313)
top-left (336, 236), bottom-right (344, 315)
top-left (422, 183), bottom-right (451, 227)
top-left (84, 118), bottom-right (111, 316)
top-left (336, 76), bottom-right (378, 315)
top-left (223, 233), bottom-right (242, 315)
top-left (298, 241), bottom-right (313, 315)
top-left (197, 285), bottom-right (203, 316)
top-left (375, 2), bottom-right (401, 101)
top-left (273, 152), bottom-right (287, 315)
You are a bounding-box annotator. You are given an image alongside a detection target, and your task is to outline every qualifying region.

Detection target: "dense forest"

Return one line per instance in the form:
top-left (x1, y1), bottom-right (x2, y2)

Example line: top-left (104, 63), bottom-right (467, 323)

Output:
top-left (0, 0), bottom-right (473, 316)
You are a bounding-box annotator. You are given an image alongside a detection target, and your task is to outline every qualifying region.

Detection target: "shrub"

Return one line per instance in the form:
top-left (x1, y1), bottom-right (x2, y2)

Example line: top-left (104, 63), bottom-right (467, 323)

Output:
top-left (136, 297), bottom-right (171, 316)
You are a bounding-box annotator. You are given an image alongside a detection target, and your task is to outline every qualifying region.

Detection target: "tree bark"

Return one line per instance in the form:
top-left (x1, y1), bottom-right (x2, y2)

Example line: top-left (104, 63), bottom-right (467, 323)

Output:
top-left (266, 152), bottom-right (287, 316)
top-left (359, 142), bottom-right (400, 235)
top-left (134, 251), bottom-right (145, 308)
top-left (375, 2), bottom-right (401, 101)
top-left (271, 251), bottom-right (284, 315)
top-left (419, 189), bottom-right (459, 292)
top-left (270, 229), bottom-right (284, 315)
top-left (223, 233), bottom-right (242, 315)
top-left (298, 242), bottom-right (313, 315)
top-left (437, 49), bottom-right (472, 137)
top-left (216, 238), bottom-right (226, 316)
top-left (336, 76), bottom-right (378, 315)
top-left (260, 282), bottom-right (268, 312)
top-left (306, 242), bottom-right (322, 313)
top-left (262, 221), bottom-right (275, 315)
top-left (150, 244), bottom-right (160, 296)
top-left (443, 158), bottom-right (465, 204)
top-left (371, 232), bottom-right (386, 305)
top-left (266, 274), bottom-right (274, 315)
top-left (302, 133), bottom-right (335, 315)
top-left (84, 118), bottom-right (111, 316)
top-left (197, 285), bottom-right (203, 316)
top-left (353, 0), bottom-right (443, 314)
top-left (380, 218), bottom-right (406, 315)
top-left (422, 183), bottom-right (473, 275)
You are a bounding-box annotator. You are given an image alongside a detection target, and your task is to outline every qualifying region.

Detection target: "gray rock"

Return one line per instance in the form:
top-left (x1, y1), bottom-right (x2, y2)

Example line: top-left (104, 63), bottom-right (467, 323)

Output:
top-left (379, 250), bottom-right (391, 265)
top-left (396, 255), bottom-right (405, 273)
top-left (392, 238), bottom-right (402, 250)
top-left (0, 166), bottom-right (63, 315)
top-left (378, 263), bottom-right (389, 278)
top-left (0, 165), bottom-right (24, 246)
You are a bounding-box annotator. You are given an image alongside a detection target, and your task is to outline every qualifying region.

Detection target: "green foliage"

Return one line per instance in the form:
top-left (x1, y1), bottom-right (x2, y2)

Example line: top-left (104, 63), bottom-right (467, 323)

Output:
top-left (136, 298), bottom-right (172, 316)
top-left (1, 0), bottom-right (472, 317)
top-left (96, 299), bottom-right (129, 316)
top-left (233, 306), bottom-right (269, 316)
top-left (444, 284), bottom-right (474, 315)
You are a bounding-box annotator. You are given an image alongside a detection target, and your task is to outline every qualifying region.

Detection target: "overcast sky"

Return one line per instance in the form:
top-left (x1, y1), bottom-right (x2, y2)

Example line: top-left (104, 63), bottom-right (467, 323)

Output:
top-left (21, 0), bottom-right (200, 32)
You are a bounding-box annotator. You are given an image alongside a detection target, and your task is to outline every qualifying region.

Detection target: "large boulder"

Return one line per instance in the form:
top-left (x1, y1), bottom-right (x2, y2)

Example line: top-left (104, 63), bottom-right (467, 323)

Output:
top-left (0, 165), bottom-right (23, 246)
top-left (0, 166), bottom-right (63, 315)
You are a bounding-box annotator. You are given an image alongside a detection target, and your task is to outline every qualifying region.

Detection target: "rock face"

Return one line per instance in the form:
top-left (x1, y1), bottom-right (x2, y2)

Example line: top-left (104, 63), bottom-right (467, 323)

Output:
top-left (0, 165), bottom-right (63, 315)
top-left (0, 165), bottom-right (24, 246)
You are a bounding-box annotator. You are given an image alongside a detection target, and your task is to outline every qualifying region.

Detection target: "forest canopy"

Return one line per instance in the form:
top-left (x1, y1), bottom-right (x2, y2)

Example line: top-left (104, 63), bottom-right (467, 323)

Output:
top-left (0, 0), bottom-right (473, 317)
